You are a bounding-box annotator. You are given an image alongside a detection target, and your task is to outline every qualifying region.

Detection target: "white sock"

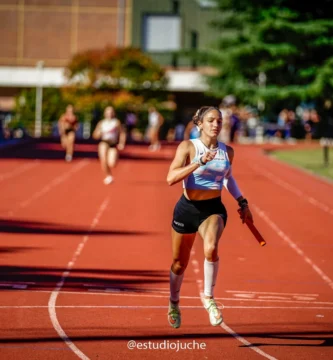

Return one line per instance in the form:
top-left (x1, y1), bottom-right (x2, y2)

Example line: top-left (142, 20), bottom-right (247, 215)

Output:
top-left (204, 258), bottom-right (219, 297)
top-left (170, 269), bottom-right (184, 303)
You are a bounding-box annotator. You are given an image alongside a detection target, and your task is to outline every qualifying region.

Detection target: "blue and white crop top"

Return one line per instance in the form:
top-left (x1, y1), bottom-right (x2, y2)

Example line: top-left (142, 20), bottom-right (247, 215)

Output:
top-left (183, 139), bottom-right (231, 190)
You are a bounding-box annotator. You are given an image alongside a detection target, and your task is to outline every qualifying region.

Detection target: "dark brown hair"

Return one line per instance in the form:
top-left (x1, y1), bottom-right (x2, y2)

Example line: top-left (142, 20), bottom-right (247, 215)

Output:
top-left (192, 106), bottom-right (220, 125)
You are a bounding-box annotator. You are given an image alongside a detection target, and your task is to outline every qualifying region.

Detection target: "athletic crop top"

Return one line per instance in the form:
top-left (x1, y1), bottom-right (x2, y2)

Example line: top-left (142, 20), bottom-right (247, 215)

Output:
top-left (62, 114), bottom-right (78, 129)
top-left (183, 139), bottom-right (231, 190)
top-left (148, 111), bottom-right (160, 127)
top-left (100, 118), bottom-right (119, 143)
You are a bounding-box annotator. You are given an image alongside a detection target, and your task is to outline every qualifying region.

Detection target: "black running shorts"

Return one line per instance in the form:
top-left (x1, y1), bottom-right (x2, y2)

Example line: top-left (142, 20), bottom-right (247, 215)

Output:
top-left (172, 194), bottom-right (228, 234)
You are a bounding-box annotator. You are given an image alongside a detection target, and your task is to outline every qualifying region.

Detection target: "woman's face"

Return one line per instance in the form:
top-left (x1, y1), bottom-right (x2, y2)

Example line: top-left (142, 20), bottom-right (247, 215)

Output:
top-left (199, 109), bottom-right (222, 137)
top-left (66, 105), bottom-right (74, 114)
top-left (105, 107), bottom-right (115, 118)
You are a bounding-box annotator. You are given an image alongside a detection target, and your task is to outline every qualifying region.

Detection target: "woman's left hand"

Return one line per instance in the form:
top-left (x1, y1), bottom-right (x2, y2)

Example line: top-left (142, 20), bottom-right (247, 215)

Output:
top-left (239, 206), bottom-right (253, 224)
top-left (117, 144), bottom-right (125, 150)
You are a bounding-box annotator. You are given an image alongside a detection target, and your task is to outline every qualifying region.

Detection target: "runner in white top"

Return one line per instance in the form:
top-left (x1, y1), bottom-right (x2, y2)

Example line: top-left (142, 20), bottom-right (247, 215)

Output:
top-left (147, 106), bottom-right (164, 151)
top-left (166, 106), bottom-right (253, 329)
top-left (93, 106), bottom-right (126, 185)
top-left (100, 118), bottom-right (119, 142)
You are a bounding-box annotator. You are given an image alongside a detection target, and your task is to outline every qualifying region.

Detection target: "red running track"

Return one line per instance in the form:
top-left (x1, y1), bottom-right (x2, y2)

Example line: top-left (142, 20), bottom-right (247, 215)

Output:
top-left (0, 141), bottom-right (332, 360)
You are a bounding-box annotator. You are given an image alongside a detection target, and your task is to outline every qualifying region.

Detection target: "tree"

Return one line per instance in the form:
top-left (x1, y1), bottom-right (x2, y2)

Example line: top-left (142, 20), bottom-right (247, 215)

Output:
top-left (13, 88), bottom-right (66, 135)
top-left (65, 46), bottom-right (167, 91)
top-left (203, 0), bottom-right (333, 111)
top-left (63, 46), bottom-right (173, 135)
top-left (13, 47), bottom-right (174, 137)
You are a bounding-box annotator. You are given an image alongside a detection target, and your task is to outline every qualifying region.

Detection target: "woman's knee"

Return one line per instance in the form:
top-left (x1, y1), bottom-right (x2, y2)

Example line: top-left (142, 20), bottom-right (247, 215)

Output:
top-left (67, 135), bottom-right (75, 145)
top-left (171, 260), bottom-right (188, 275)
top-left (204, 242), bottom-right (218, 261)
top-left (107, 152), bottom-right (117, 167)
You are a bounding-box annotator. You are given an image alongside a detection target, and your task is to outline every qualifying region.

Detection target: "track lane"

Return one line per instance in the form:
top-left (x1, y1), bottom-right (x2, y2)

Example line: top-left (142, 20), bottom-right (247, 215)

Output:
top-left (0, 143), bottom-right (333, 359)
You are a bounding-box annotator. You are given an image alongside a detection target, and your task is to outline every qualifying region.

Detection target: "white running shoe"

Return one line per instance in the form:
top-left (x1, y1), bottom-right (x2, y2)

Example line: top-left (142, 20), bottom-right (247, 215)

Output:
top-left (203, 298), bottom-right (223, 326)
top-left (148, 143), bottom-right (161, 152)
top-left (168, 301), bottom-right (181, 329)
top-left (103, 175), bottom-right (113, 185)
top-left (65, 154), bottom-right (72, 162)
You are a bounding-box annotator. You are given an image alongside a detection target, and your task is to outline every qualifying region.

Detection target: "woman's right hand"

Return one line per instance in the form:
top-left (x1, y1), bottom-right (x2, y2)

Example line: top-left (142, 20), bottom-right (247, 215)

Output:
top-left (201, 150), bottom-right (217, 164)
top-left (239, 206), bottom-right (253, 224)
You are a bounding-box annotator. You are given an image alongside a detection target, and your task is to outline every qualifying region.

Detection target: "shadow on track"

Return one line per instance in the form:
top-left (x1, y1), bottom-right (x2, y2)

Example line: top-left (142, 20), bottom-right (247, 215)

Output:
top-left (0, 139), bottom-right (174, 162)
top-left (0, 218), bottom-right (158, 236)
top-left (0, 265), bottom-right (169, 292)
top-left (0, 330), bottom-right (332, 347)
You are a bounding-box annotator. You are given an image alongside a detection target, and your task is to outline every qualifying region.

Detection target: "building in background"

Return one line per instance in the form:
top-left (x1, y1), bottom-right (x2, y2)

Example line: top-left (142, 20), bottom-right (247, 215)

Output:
top-left (131, 0), bottom-right (220, 121)
top-left (0, 0), bottom-right (220, 120)
top-left (0, 0), bottom-right (130, 68)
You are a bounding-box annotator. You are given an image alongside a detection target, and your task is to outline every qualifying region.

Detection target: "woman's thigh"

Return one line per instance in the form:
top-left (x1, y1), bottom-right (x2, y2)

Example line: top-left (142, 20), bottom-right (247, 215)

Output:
top-left (171, 228), bottom-right (196, 265)
top-left (198, 214), bottom-right (225, 249)
top-left (98, 142), bottom-right (109, 161)
top-left (67, 131), bottom-right (75, 144)
top-left (107, 147), bottom-right (118, 167)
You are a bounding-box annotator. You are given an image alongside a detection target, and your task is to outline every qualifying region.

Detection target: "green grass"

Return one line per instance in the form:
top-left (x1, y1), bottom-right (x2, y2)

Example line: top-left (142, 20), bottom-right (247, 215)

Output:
top-left (272, 148), bottom-right (333, 181)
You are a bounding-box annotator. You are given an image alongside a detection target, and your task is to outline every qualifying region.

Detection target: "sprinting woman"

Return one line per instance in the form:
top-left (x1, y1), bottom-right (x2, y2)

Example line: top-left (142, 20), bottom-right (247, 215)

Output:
top-left (93, 106), bottom-right (126, 184)
top-left (166, 106), bottom-right (253, 328)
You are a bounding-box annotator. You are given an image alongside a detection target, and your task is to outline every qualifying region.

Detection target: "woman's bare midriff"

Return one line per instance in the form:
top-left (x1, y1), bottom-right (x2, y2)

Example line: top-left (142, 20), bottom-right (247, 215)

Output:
top-left (184, 189), bottom-right (221, 201)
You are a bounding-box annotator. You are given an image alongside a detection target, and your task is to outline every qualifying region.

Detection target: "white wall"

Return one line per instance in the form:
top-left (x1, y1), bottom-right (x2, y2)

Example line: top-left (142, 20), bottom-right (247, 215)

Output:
top-left (0, 66), bottom-right (208, 92)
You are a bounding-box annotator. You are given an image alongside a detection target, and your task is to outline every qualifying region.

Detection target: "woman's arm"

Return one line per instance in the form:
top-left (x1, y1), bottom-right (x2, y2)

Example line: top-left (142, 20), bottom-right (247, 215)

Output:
top-left (167, 141), bottom-right (218, 185)
top-left (74, 116), bottom-right (79, 131)
top-left (158, 112), bottom-right (164, 127)
top-left (224, 145), bottom-right (253, 223)
top-left (117, 120), bottom-right (126, 150)
top-left (58, 116), bottom-right (64, 134)
top-left (166, 141), bottom-right (199, 186)
top-left (92, 122), bottom-right (102, 140)
top-left (224, 145), bottom-right (242, 200)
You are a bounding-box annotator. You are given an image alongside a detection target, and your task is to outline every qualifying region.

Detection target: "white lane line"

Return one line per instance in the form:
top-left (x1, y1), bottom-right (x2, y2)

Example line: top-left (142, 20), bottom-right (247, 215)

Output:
top-left (0, 281), bottom-right (36, 285)
top-left (1, 305), bottom-right (333, 310)
top-left (19, 160), bottom-right (89, 209)
top-left (83, 284), bottom-right (169, 293)
top-left (82, 284), bottom-right (169, 291)
top-left (0, 284), bottom-right (27, 288)
top-left (0, 161), bottom-right (39, 183)
top-left (104, 288), bottom-right (169, 294)
top-left (225, 290), bottom-right (319, 296)
top-left (48, 198), bottom-right (109, 360)
top-left (215, 298), bottom-right (333, 305)
top-left (229, 293), bottom-right (318, 301)
top-left (251, 165), bottom-right (333, 216)
top-left (220, 321), bottom-right (277, 360)
top-left (253, 204), bottom-right (333, 291)
top-left (10, 290), bottom-right (333, 306)
top-left (12, 285), bottom-right (28, 289)
top-left (190, 248), bottom-right (278, 360)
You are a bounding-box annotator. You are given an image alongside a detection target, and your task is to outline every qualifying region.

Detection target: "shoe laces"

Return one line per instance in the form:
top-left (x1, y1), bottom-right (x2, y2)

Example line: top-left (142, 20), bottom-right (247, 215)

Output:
top-left (168, 304), bottom-right (180, 317)
top-left (206, 299), bottom-right (224, 312)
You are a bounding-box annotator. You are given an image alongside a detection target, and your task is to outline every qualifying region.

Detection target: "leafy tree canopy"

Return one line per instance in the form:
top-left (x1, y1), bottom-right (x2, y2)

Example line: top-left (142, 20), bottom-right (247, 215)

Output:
top-left (203, 0), bottom-right (333, 110)
top-left (65, 46), bottom-right (168, 91)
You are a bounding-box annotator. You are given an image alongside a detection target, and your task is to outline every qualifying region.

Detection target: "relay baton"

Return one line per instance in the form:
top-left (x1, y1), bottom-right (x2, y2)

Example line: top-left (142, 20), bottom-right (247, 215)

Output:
top-left (238, 209), bottom-right (266, 247)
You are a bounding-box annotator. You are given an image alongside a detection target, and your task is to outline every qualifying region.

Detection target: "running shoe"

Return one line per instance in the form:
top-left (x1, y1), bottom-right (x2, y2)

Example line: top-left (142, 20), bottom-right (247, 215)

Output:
top-left (65, 154), bottom-right (72, 162)
top-left (203, 298), bottom-right (223, 326)
top-left (103, 175), bottom-right (113, 185)
top-left (168, 301), bottom-right (181, 329)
